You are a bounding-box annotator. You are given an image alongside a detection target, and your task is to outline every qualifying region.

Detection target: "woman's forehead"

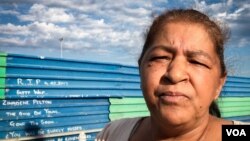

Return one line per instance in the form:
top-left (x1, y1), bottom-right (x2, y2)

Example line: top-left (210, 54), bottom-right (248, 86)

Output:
top-left (162, 22), bottom-right (209, 39)
top-left (151, 22), bottom-right (214, 51)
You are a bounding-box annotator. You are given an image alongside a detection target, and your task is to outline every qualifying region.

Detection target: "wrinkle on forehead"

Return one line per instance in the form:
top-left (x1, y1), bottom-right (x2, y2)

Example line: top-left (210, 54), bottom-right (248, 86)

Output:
top-left (159, 22), bottom-right (213, 52)
top-left (145, 22), bottom-right (219, 66)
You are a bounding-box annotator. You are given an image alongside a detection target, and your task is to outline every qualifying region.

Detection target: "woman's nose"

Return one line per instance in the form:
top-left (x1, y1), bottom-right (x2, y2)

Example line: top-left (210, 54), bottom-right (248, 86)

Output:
top-left (164, 57), bottom-right (188, 84)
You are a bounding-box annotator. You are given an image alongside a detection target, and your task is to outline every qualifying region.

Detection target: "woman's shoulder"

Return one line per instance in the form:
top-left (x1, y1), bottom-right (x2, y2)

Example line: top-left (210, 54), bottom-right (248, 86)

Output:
top-left (96, 117), bottom-right (144, 141)
top-left (214, 116), bottom-right (250, 125)
top-left (233, 120), bottom-right (250, 125)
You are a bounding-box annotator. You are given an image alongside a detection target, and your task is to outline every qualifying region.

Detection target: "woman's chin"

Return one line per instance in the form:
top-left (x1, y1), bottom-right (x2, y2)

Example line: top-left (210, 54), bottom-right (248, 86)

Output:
top-left (156, 108), bottom-right (193, 126)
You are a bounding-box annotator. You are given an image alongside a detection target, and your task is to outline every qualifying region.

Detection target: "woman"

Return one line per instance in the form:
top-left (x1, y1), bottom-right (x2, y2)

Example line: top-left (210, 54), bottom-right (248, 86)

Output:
top-left (96, 9), bottom-right (249, 141)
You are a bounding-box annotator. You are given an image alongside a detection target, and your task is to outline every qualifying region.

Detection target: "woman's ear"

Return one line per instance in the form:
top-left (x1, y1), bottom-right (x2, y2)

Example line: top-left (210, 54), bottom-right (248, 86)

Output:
top-left (214, 76), bottom-right (227, 100)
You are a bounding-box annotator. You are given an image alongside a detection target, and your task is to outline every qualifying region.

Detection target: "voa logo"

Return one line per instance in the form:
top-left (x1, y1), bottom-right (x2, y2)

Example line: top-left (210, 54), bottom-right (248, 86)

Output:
top-left (226, 129), bottom-right (246, 136)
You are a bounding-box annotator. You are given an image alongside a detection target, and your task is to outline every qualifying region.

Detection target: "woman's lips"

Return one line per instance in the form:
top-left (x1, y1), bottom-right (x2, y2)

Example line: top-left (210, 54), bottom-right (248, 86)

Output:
top-left (158, 91), bottom-right (188, 104)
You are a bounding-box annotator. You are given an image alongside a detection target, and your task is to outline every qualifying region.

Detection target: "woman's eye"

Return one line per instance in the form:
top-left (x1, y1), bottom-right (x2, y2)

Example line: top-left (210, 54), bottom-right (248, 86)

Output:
top-left (190, 60), bottom-right (209, 68)
top-left (150, 56), bottom-right (171, 61)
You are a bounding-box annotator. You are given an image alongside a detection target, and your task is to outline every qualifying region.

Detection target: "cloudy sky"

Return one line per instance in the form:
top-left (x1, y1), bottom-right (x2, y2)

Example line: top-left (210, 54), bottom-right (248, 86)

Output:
top-left (0, 0), bottom-right (249, 76)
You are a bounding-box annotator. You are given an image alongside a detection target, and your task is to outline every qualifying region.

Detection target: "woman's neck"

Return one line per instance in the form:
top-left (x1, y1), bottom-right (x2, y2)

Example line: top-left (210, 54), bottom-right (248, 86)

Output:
top-left (148, 114), bottom-right (214, 141)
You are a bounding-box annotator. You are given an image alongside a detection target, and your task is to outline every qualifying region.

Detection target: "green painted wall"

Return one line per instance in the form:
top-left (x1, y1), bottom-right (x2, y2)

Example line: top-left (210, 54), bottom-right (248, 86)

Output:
top-left (109, 98), bottom-right (149, 121)
top-left (110, 97), bottom-right (250, 120)
top-left (217, 97), bottom-right (250, 117)
top-left (110, 104), bottom-right (148, 113)
top-left (0, 52), bottom-right (6, 99)
top-left (110, 111), bottom-right (149, 121)
top-left (110, 98), bottom-right (147, 104)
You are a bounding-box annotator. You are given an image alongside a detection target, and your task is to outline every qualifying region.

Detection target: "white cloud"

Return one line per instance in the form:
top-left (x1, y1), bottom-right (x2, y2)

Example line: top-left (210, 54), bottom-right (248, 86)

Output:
top-left (0, 9), bottom-right (19, 15)
top-left (1, 0), bottom-right (248, 66)
top-left (49, 0), bottom-right (153, 27)
top-left (29, 22), bottom-right (67, 37)
top-left (19, 4), bottom-right (75, 23)
top-left (0, 37), bottom-right (26, 46)
top-left (0, 23), bottom-right (30, 35)
top-left (193, 0), bottom-right (250, 49)
top-left (216, 5), bottom-right (246, 21)
top-left (227, 0), bottom-right (233, 7)
top-left (238, 38), bottom-right (250, 47)
top-left (0, 19), bottom-right (142, 51)
top-left (193, 0), bottom-right (207, 12)
top-left (0, 0), bottom-right (153, 61)
top-left (0, 22), bottom-right (68, 47)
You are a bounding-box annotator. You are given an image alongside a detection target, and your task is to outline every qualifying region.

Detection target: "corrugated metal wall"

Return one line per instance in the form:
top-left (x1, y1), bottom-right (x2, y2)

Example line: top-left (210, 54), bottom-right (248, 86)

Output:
top-left (109, 98), bottom-right (149, 121)
top-left (0, 53), bottom-right (141, 141)
top-left (218, 77), bottom-right (250, 121)
top-left (0, 53), bottom-right (249, 140)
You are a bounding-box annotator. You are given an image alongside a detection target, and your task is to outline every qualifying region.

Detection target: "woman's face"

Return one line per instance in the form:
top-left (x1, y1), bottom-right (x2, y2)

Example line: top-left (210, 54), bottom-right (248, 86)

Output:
top-left (140, 22), bottom-right (226, 125)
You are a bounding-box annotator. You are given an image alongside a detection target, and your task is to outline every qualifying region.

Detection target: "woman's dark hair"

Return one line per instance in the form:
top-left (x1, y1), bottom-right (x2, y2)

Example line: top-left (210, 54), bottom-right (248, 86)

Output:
top-left (138, 9), bottom-right (230, 117)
